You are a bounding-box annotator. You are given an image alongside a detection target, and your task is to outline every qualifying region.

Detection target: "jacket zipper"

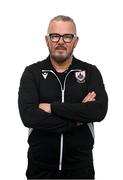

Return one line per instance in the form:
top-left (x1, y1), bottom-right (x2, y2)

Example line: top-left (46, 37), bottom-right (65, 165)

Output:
top-left (42, 69), bottom-right (82, 170)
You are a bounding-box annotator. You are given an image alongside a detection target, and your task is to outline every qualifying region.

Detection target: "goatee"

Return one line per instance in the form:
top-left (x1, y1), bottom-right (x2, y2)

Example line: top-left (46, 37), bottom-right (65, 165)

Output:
top-left (52, 54), bottom-right (68, 64)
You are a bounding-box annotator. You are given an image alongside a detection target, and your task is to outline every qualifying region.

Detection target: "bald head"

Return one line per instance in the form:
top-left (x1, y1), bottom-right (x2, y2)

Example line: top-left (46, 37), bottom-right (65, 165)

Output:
top-left (47, 15), bottom-right (77, 35)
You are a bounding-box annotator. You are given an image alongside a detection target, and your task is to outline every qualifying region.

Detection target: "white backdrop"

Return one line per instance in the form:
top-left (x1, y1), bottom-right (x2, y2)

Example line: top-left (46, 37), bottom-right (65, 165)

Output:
top-left (0, 0), bottom-right (123, 179)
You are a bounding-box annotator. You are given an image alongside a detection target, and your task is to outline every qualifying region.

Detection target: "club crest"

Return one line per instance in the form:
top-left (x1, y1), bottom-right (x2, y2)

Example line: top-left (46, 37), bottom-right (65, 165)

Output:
top-left (75, 70), bottom-right (86, 83)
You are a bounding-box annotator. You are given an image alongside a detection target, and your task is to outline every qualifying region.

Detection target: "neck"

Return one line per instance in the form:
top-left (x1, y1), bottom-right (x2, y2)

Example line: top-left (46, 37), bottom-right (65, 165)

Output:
top-left (50, 56), bottom-right (73, 73)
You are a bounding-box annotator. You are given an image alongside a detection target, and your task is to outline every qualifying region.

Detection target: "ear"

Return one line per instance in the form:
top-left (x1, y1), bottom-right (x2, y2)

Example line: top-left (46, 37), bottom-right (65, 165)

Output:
top-left (74, 36), bottom-right (79, 48)
top-left (45, 35), bottom-right (49, 47)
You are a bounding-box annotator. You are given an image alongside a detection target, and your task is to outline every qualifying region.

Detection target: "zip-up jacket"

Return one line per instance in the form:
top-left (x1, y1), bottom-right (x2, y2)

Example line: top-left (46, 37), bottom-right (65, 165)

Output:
top-left (18, 56), bottom-right (108, 172)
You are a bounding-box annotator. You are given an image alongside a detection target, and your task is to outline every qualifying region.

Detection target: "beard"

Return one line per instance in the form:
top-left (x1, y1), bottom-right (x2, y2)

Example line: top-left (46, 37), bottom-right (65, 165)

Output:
top-left (52, 52), bottom-right (68, 64)
top-left (50, 46), bottom-right (74, 64)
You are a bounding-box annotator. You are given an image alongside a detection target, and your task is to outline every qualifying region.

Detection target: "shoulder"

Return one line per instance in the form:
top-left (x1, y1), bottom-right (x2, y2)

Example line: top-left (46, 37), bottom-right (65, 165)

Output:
top-left (20, 57), bottom-right (50, 82)
top-left (27, 58), bottom-right (48, 69)
top-left (25, 57), bottom-right (50, 74)
top-left (73, 57), bottom-right (97, 70)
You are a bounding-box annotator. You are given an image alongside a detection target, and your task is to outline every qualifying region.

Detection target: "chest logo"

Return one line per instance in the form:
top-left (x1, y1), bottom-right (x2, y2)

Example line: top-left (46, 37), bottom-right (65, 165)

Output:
top-left (75, 70), bottom-right (86, 83)
top-left (42, 72), bottom-right (48, 79)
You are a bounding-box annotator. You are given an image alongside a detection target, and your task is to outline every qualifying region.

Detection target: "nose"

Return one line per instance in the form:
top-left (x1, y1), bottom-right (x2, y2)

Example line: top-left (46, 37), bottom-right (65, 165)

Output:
top-left (58, 36), bottom-right (64, 44)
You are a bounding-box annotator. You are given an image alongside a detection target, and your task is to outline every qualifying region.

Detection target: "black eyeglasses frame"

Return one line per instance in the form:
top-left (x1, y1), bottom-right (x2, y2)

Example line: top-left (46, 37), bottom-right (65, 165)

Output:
top-left (47, 33), bottom-right (76, 43)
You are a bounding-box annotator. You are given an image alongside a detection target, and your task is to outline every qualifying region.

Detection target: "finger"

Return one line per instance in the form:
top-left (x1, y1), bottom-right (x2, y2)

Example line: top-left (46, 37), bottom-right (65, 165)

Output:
top-left (82, 92), bottom-right (91, 103)
top-left (88, 96), bottom-right (96, 101)
top-left (82, 92), bottom-right (96, 103)
top-left (82, 93), bottom-right (92, 103)
top-left (88, 92), bottom-right (96, 101)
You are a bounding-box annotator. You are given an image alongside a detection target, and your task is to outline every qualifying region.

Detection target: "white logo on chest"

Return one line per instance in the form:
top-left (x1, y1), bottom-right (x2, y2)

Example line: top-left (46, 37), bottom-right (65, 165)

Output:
top-left (42, 72), bottom-right (48, 79)
top-left (75, 70), bottom-right (86, 83)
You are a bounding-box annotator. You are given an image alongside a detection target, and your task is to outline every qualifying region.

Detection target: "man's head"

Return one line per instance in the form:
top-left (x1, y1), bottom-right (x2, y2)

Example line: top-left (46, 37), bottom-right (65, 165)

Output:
top-left (45, 15), bottom-right (79, 64)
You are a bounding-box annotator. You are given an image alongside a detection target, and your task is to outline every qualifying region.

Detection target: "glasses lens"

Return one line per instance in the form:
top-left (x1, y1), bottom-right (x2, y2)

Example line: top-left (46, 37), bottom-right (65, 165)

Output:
top-left (50, 34), bottom-right (60, 42)
top-left (63, 34), bottom-right (74, 42)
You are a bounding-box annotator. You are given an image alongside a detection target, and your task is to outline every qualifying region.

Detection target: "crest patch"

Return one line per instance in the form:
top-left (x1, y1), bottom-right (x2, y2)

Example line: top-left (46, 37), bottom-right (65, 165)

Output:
top-left (75, 70), bottom-right (86, 83)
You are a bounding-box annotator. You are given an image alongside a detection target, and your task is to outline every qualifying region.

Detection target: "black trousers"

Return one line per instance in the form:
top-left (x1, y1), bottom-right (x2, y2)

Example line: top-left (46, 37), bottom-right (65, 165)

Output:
top-left (27, 166), bottom-right (95, 179)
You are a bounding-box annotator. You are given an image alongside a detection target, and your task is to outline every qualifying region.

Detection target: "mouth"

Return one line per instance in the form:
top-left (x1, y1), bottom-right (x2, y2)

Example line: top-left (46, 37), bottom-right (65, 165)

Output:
top-left (56, 49), bottom-right (65, 52)
top-left (55, 46), bottom-right (66, 51)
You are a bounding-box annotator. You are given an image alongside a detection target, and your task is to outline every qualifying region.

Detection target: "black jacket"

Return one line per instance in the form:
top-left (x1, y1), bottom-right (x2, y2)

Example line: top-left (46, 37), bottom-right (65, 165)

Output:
top-left (18, 56), bottom-right (108, 171)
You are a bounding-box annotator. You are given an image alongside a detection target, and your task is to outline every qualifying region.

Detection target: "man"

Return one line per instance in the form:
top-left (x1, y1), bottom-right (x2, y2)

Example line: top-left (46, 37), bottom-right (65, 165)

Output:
top-left (18, 15), bottom-right (108, 179)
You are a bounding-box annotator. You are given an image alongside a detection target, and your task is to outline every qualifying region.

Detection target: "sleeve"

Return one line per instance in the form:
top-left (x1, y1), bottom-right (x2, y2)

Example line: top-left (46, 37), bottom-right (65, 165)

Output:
top-left (18, 67), bottom-right (75, 133)
top-left (51, 66), bottom-right (108, 123)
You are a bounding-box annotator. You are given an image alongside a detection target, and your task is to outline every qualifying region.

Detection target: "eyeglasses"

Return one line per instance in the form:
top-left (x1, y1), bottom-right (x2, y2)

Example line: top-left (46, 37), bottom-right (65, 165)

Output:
top-left (48, 33), bottom-right (76, 43)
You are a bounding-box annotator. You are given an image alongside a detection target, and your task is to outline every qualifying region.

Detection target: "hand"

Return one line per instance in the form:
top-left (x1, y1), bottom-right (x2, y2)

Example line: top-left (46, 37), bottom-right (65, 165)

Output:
top-left (82, 91), bottom-right (96, 103)
top-left (38, 103), bottom-right (51, 113)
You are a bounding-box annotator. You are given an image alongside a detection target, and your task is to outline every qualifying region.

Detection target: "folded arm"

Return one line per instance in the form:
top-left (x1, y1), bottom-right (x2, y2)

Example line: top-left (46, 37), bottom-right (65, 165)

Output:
top-left (50, 66), bottom-right (108, 123)
top-left (18, 67), bottom-right (75, 133)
